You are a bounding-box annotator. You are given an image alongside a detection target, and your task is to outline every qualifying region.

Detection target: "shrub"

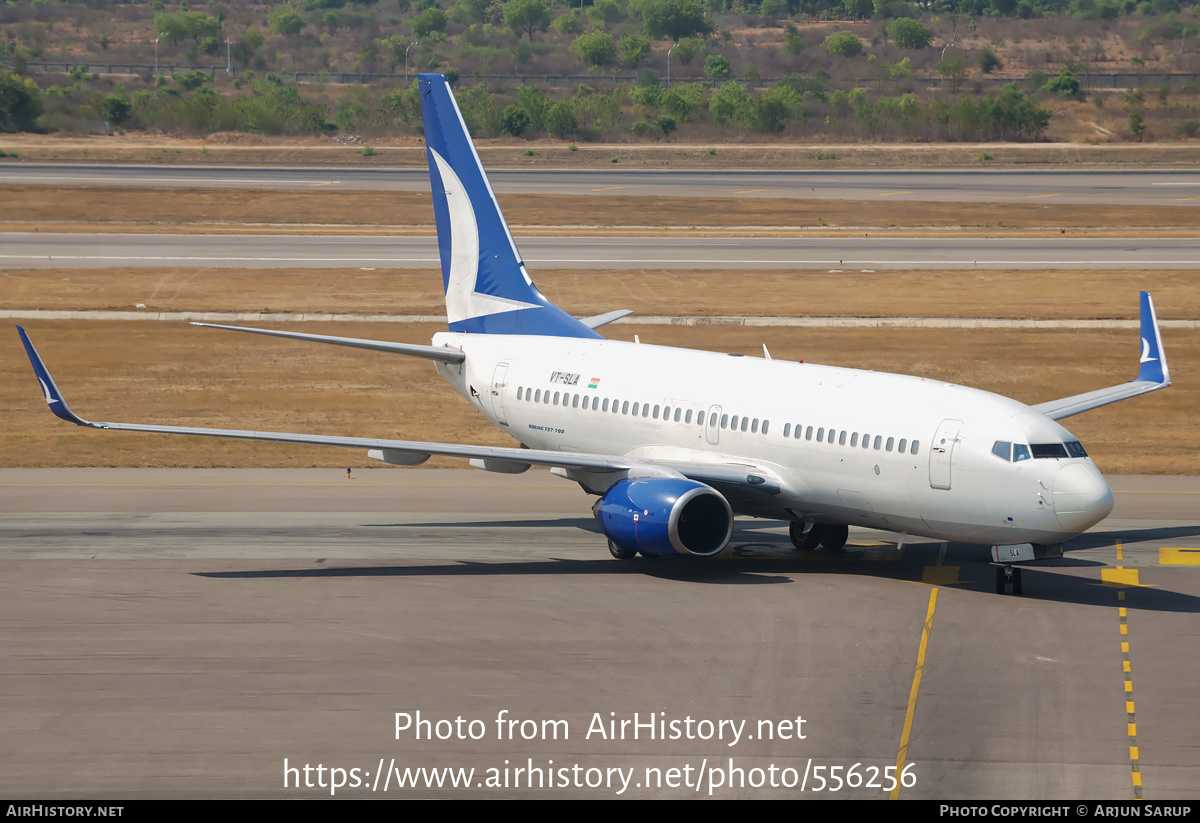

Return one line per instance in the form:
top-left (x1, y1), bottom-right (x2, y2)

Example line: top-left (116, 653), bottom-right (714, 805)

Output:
top-left (823, 31), bottom-right (863, 57)
top-left (886, 18), bottom-right (933, 50)
top-left (570, 31), bottom-right (617, 66)
top-left (704, 55), bottom-right (732, 79)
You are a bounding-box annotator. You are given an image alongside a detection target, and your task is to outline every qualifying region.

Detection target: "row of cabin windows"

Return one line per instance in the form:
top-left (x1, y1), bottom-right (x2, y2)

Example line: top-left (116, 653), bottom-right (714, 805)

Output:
top-left (516, 387), bottom-right (720, 428)
top-left (779, 423), bottom-right (920, 456)
top-left (514, 387), bottom-right (917, 453)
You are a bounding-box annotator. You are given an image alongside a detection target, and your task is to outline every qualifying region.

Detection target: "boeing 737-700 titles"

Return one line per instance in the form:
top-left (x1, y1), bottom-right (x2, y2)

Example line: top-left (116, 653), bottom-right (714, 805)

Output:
top-left (18, 74), bottom-right (1172, 595)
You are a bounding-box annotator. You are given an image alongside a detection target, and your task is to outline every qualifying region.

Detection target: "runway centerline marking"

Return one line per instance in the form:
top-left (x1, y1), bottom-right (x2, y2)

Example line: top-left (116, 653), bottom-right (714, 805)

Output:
top-left (891, 586), bottom-right (938, 800)
top-left (734, 188), bottom-right (766, 194)
top-left (1027, 193), bottom-right (1064, 199)
top-left (590, 186), bottom-right (627, 191)
top-left (879, 191), bottom-right (914, 196)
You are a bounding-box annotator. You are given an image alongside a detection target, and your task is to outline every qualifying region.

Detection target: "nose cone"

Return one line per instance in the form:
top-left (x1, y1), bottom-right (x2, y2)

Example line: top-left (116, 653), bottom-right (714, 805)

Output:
top-left (1053, 463), bottom-right (1114, 534)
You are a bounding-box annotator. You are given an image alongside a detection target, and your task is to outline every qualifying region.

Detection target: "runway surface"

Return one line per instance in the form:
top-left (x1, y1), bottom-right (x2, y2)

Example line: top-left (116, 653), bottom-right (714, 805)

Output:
top-left (6, 232), bottom-right (1200, 270)
top-left (1, 468), bottom-right (1197, 799)
top-left (4, 164), bottom-right (1200, 205)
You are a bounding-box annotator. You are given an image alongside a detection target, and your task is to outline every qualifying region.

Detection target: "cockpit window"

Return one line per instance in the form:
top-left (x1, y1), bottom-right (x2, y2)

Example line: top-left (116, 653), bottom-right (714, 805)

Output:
top-left (992, 441), bottom-right (1012, 461)
top-left (1013, 444), bottom-right (1031, 462)
top-left (1065, 441), bottom-right (1088, 458)
top-left (1031, 443), bottom-right (1069, 459)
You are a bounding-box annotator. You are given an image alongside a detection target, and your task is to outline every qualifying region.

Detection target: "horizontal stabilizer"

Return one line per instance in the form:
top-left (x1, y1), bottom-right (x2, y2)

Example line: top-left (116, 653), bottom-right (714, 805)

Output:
top-left (191, 323), bottom-right (465, 364)
top-left (1033, 291), bottom-right (1171, 420)
top-left (579, 310), bottom-right (633, 330)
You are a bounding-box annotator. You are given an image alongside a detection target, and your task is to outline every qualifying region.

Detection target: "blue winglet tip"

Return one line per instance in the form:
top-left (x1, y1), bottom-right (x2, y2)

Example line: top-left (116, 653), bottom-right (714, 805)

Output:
top-left (15, 326), bottom-right (86, 425)
top-left (1136, 291), bottom-right (1168, 385)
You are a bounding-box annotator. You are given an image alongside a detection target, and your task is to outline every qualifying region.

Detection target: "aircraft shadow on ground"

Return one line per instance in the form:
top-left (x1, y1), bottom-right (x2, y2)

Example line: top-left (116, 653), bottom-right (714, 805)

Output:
top-left (1070, 524), bottom-right (1200, 548)
top-left (360, 517), bottom-right (601, 531)
top-left (193, 528), bottom-right (1200, 611)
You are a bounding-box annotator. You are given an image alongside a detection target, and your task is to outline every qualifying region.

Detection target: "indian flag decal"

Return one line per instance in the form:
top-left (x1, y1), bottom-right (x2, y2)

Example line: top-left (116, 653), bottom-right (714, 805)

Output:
top-left (588, 377), bottom-right (601, 389)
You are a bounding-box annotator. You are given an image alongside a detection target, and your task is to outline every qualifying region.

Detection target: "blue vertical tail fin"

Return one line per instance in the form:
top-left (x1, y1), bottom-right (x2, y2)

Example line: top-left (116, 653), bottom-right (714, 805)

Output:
top-left (418, 74), bottom-right (600, 339)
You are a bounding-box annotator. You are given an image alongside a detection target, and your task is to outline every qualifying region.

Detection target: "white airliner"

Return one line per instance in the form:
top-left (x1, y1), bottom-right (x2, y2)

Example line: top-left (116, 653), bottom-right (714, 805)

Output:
top-left (17, 74), bottom-right (1171, 595)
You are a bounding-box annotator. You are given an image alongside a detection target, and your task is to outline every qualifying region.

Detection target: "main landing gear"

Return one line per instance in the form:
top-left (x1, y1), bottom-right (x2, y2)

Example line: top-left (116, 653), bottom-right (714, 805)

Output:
top-left (608, 539), bottom-right (637, 560)
top-left (789, 522), bottom-right (849, 551)
top-left (995, 564), bottom-right (1023, 596)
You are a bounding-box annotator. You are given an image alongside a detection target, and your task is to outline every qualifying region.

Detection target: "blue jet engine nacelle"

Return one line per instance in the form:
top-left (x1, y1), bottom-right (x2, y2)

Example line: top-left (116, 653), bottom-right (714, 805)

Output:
top-left (592, 477), bottom-right (734, 557)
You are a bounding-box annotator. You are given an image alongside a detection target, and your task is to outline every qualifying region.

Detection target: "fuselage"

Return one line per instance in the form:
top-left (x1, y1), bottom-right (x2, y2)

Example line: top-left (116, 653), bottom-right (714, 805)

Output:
top-left (431, 332), bottom-right (1115, 547)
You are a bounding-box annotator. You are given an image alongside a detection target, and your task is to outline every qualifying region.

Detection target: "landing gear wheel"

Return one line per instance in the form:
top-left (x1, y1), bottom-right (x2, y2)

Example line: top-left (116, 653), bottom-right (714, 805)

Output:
top-left (789, 521), bottom-right (821, 551)
top-left (995, 564), bottom-right (1024, 595)
top-left (819, 524), bottom-right (849, 551)
top-left (608, 539), bottom-right (637, 560)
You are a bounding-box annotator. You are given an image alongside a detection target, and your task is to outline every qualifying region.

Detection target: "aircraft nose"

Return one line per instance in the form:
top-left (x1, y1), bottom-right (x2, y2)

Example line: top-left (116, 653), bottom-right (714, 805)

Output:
top-left (1053, 463), bottom-right (1114, 533)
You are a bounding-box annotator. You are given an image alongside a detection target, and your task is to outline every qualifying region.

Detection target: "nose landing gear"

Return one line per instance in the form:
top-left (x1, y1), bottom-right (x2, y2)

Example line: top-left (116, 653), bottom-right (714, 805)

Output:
top-left (995, 564), bottom-right (1023, 596)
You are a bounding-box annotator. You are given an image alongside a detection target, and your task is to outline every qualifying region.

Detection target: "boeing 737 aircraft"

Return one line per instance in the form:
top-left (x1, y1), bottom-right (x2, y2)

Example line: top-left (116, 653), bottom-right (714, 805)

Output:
top-left (18, 74), bottom-right (1172, 595)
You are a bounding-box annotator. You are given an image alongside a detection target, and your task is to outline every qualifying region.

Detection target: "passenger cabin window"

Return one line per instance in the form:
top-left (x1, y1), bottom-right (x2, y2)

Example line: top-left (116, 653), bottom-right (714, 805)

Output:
top-left (622, 401), bottom-right (630, 415)
top-left (862, 433), bottom-right (870, 449)
top-left (674, 408), bottom-right (682, 423)
top-left (642, 404), bottom-right (650, 418)
top-left (850, 433), bottom-right (858, 447)
top-left (751, 419), bottom-right (759, 434)
top-left (886, 437), bottom-right (894, 452)
top-left (783, 423), bottom-right (791, 438)
top-left (603, 398), bottom-right (610, 412)
top-left (839, 431), bottom-right (847, 446)
top-left (794, 425), bottom-right (802, 439)
top-left (911, 440), bottom-right (920, 455)
top-left (632, 402), bottom-right (640, 416)
top-left (992, 441), bottom-right (1012, 462)
top-left (654, 404), bottom-right (661, 419)
top-left (762, 420), bottom-right (769, 435)
top-left (806, 426), bottom-right (814, 441)
top-left (731, 415), bottom-right (739, 430)
top-left (873, 435), bottom-right (882, 450)
top-left (817, 427), bottom-right (825, 442)
top-left (740, 417), bottom-right (748, 432)
top-left (721, 414), bottom-right (729, 429)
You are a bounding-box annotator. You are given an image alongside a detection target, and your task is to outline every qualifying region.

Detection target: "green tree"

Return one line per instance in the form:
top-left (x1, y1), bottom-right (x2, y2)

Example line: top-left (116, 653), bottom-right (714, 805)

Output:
top-left (704, 54), bottom-right (732, 78)
top-left (620, 34), bottom-right (652, 67)
top-left (672, 38), bottom-right (701, 65)
top-left (886, 18), bottom-right (933, 50)
top-left (503, 0), bottom-right (550, 42)
top-left (267, 6), bottom-right (308, 36)
top-left (843, 0), bottom-right (873, 17)
top-left (936, 55), bottom-right (969, 91)
top-left (709, 80), bottom-right (748, 125)
top-left (413, 7), bottom-right (449, 37)
top-left (783, 23), bottom-right (805, 56)
top-left (978, 47), bottom-right (1002, 74)
top-left (632, 0), bottom-right (714, 42)
top-left (1128, 112), bottom-right (1145, 141)
top-left (823, 31), bottom-right (863, 57)
top-left (570, 31), bottom-right (617, 66)
top-left (154, 11), bottom-right (222, 44)
top-left (501, 104), bottom-right (531, 135)
top-left (1042, 69), bottom-right (1081, 98)
top-left (0, 72), bottom-right (42, 130)
top-left (544, 100), bottom-right (578, 137)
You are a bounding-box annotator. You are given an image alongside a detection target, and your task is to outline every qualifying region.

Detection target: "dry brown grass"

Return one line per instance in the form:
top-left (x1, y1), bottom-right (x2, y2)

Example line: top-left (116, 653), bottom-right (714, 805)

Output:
top-left (3, 136), bottom-right (1200, 169)
top-left (3, 185), bottom-right (1200, 230)
top-left (2, 321), bottom-right (1194, 474)
top-left (4, 267), bottom-right (1198, 320)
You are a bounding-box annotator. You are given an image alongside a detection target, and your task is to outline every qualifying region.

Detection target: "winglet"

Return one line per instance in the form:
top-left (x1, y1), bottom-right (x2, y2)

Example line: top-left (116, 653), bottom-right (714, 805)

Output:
top-left (15, 326), bottom-right (91, 426)
top-left (1135, 290), bottom-right (1170, 386)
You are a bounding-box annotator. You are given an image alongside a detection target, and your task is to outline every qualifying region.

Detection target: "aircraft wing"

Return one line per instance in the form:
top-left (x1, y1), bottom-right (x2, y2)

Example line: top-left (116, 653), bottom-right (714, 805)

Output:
top-left (17, 326), bottom-right (779, 490)
top-left (1032, 291), bottom-right (1171, 421)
